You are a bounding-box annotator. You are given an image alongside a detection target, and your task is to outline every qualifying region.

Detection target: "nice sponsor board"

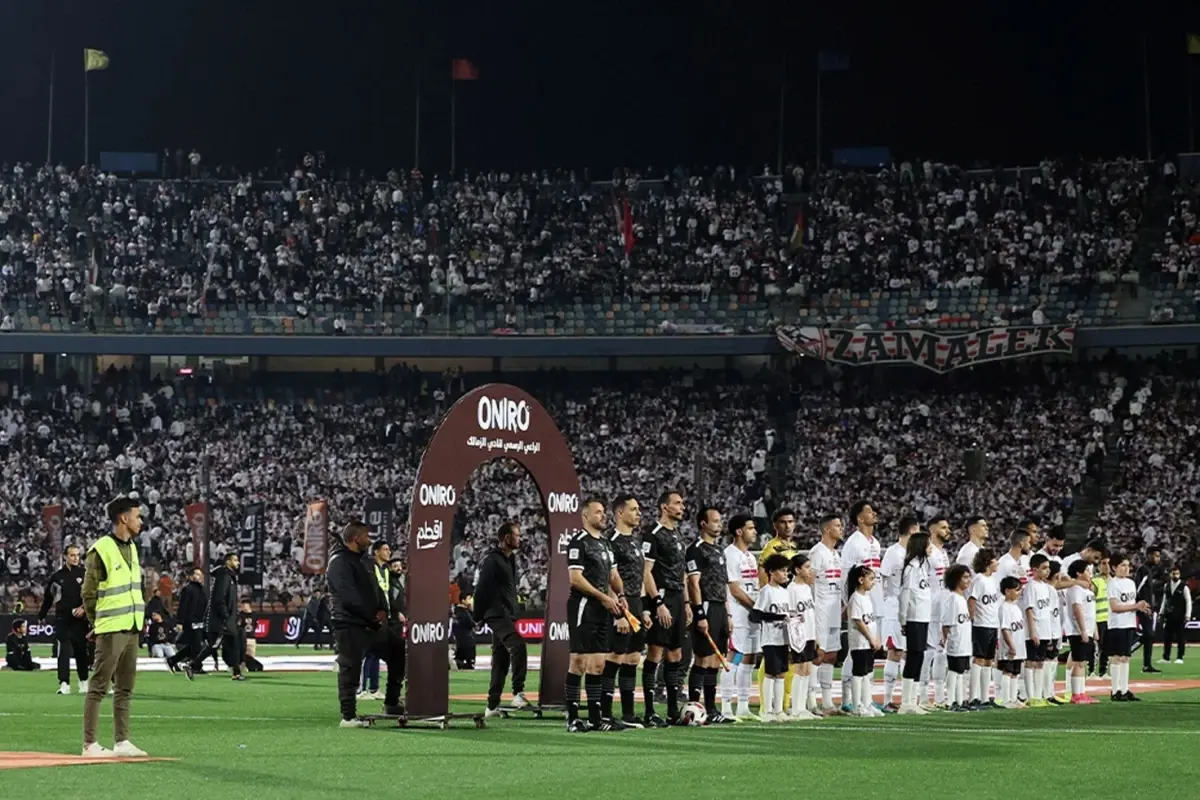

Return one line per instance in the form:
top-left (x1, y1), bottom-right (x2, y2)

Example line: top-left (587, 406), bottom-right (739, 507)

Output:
top-left (467, 395), bottom-right (542, 455)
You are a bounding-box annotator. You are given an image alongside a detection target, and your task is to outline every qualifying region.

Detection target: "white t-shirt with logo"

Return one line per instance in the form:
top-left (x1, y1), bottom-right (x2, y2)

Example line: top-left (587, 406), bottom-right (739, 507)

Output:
top-left (968, 572), bottom-right (1001, 629)
top-left (1107, 577), bottom-right (1138, 630)
top-left (1063, 584), bottom-right (1097, 638)
top-left (847, 591), bottom-right (877, 651)
top-left (724, 543), bottom-right (759, 628)
top-left (786, 581), bottom-right (816, 651)
top-left (755, 583), bottom-right (793, 647)
top-left (808, 541), bottom-right (844, 632)
top-left (899, 558), bottom-right (932, 624)
top-left (942, 592), bottom-right (972, 658)
top-left (1021, 579), bottom-right (1057, 640)
top-left (998, 601), bottom-right (1027, 660)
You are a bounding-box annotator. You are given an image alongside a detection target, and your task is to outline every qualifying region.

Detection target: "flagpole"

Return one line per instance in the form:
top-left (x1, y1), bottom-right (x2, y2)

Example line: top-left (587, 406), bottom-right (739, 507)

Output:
top-left (450, 73), bottom-right (457, 175)
top-left (83, 70), bottom-right (90, 167)
top-left (46, 50), bottom-right (56, 165)
top-left (414, 60), bottom-right (422, 169)
top-left (776, 54), bottom-right (786, 176)
top-left (1142, 32), bottom-right (1152, 161)
top-left (1188, 42), bottom-right (1195, 152)
top-left (814, 66), bottom-right (822, 170)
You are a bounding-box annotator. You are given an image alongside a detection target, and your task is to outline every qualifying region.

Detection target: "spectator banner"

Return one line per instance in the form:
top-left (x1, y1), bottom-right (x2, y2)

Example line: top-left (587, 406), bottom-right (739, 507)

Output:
top-left (240, 503), bottom-right (266, 598)
top-left (42, 505), bottom-right (65, 565)
top-left (301, 500), bottom-right (329, 575)
top-left (776, 324), bottom-right (1077, 373)
top-left (184, 501), bottom-right (210, 575)
top-left (406, 384), bottom-right (579, 718)
top-left (364, 497), bottom-right (395, 545)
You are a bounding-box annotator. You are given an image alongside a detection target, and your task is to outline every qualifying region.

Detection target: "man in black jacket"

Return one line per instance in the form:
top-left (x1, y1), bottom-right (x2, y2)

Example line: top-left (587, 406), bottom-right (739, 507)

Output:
top-left (38, 545), bottom-right (91, 694)
top-left (204, 553), bottom-right (245, 680)
top-left (1135, 547), bottom-right (1166, 674)
top-left (327, 520), bottom-right (406, 728)
top-left (167, 566), bottom-right (208, 679)
top-left (474, 522), bottom-right (529, 716)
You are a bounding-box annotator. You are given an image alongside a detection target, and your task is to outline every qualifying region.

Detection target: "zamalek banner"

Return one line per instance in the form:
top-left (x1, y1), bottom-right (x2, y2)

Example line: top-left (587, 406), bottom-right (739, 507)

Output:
top-left (184, 502), bottom-right (210, 574)
top-left (301, 500), bottom-right (329, 575)
top-left (776, 324), bottom-right (1077, 373)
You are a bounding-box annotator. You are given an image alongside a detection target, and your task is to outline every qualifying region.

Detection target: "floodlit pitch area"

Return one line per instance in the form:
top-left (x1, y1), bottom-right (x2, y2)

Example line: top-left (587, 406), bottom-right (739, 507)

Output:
top-left (3, 646), bottom-right (1199, 799)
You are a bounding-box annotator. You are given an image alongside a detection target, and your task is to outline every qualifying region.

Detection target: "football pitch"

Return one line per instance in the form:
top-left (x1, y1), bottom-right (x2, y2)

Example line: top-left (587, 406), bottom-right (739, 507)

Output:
top-left (3, 647), bottom-right (1199, 800)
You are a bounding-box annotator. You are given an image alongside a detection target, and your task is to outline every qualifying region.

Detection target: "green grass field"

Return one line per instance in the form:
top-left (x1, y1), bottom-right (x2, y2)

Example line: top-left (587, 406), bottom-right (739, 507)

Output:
top-left (3, 650), bottom-right (1200, 800)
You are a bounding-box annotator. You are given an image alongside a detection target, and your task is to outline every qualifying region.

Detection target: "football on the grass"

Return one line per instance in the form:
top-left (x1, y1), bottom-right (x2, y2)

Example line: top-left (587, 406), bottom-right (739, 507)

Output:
top-left (681, 701), bottom-right (707, 726)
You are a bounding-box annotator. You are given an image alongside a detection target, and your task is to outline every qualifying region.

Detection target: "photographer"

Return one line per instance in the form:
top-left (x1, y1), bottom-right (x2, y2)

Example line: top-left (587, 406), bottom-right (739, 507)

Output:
top-left (327, 521), bottom-right (406, 728)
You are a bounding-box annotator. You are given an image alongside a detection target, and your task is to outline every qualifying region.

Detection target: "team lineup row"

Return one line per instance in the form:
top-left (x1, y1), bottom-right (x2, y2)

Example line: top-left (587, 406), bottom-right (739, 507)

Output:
top-left (560, 494), bottom-right (1144, 731)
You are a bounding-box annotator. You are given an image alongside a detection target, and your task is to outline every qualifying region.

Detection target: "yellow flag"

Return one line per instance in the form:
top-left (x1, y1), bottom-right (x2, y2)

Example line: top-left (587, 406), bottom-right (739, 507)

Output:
top-left (1189, 33), bottom-right (1200, 56)
top-left (84, 49), bottom-right (110, 72)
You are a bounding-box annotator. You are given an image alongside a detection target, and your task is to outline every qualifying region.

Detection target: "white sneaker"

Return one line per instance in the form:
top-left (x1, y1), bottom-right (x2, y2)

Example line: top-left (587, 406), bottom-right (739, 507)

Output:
top-left (720, 705), bottom-right (734, 718)
top-left (57, 682), bottom-right (71, 695)
top-left (484, 706), bottom-right (503, 719)
top-left (511, 692), bottom-right (531, 709)
top-left (81, 743), bottom-right (114, 758)
top-left (78, 679), bottom-right (88, 694)
top-left (1175, 659), bottom-right (1184, 665)
top-left (112, 741), bottom-right (148, 757)
top-left (734, 710), bottom-right (760, 722)
top-left (339, 718), bottom-right (370, 728)
top-left (1159, 659), bottom-right (1170, 665)
top-left (107, 686), bottom-right (114, 696)
top-left (788, 709), bottom-right (819, 720)
top-left (356, 690), bottom-right (371, 700)
top-left (1005, 700), bottom-right (1027, 709)
top-left (760, 712), bottom-right (780, 723)
top-left (369, 691), bottom-right (385, 701)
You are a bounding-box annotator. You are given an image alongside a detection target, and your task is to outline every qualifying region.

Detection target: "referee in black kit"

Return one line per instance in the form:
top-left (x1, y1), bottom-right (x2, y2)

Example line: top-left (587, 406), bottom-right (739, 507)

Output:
top-left (565, 497), bottom-right (627, 733)
top-left (327, 520), bottom-right (406, 727)
top-left (38, 544), bottom-right (91, 695)
top-left (686, 506), bottom-right (734, 724)
top-left (642, 490), bottom-right (689, 727)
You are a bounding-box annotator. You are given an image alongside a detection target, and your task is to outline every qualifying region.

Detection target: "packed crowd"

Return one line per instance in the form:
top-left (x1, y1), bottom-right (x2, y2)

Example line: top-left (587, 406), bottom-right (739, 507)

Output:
top-left (2, 354), bottom-right (1193, 615)
top-left (0, 156), bottom-right (1163, 330)
top-left (1091, 359), bottom-right (1200, 563)
top-left (1152, 179), bottom-right (1200, 291)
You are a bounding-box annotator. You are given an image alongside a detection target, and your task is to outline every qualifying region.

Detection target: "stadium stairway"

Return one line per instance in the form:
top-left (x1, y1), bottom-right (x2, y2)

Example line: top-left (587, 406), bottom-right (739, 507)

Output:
top-left (1123, 175), bottom-right (1178, 316)
top-left (1062, 427), bottom-right (1122, 550)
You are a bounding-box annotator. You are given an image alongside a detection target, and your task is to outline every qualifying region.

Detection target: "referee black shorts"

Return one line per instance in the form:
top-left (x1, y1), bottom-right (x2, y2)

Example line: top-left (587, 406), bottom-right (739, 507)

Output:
top-left (567, 594), bottom-right (612, 654)
top-left (610, 596), bottom-right (647, 655)
top-left (691, 602), bottom-right (728, 658)
top-left (647, 592), bottom-right (687, 651)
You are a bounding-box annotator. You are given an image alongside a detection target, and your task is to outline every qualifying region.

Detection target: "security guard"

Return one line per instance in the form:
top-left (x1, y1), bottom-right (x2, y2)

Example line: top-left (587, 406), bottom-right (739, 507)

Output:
top-left (81, 496), bottom-right (148, 758)
top-left (1091, 557), bottom-right (1110, 677)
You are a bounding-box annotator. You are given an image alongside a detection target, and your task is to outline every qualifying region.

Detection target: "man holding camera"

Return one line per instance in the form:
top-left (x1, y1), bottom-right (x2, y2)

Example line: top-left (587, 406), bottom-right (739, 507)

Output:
top-left (327, 521), bottom-right (406, 727)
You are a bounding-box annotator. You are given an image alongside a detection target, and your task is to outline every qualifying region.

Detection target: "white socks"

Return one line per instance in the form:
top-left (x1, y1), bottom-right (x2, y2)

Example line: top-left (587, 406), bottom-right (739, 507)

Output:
top-left (842, 670), bottom-right (854, 707)
top-left (1070, 675), bottom-right (1085, 696)
top-left (1110, 661), bottom-right (1130, 694)
top-left (931, 653), bottom-right (947, 704)
top-left (771, 677), bottom-right (785, 715)
top-left (720, 663), bottom-right (735, 712)
top-left (884, 659), bottom-right (901, 706)
top-left (790, 673), bottom-right (808, 715)
top-left (946, 671), bottom-right (960, 705)
top-left (969, 663), bottom-right (982, 703)
top-left (760, 676), bottom-right (774, 716)
top-left (991, 667), bottom-right (1003, 699)
top-left (1043, 660), bottom-right (1057, 698)
top-left (998, 674), bottom-right (1011, 703)
top-left (735, 663), bottom-right (754, 709)
top-left (818, 663), bottom-right (834, 708)
top-left (900, 677), bottom-right (914, 707)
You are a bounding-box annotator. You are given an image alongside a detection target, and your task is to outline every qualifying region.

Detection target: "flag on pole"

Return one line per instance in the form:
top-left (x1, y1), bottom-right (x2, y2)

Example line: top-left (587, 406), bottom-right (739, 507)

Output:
top-left (789, 208), bottom-right (806, 252)
top-left (1189, 33), bottom-right (1200, 55)
top-left (817, 50), bottom-right (850, 72)
top-left (451, 59), bottom-right (479, 81)
top-left (84, 49), bottom-right (110, 72)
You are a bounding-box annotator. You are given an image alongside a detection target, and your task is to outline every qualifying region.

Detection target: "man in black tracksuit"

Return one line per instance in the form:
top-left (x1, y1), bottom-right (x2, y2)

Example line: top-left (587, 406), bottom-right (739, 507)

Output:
top-left (167, 566), bottom-right (208, 678)
top-left (327, 520), bottom-right (406, 726)
top-left (1135, 547), bottom-right (1166, 673)
top-left (203, 553), bottom-right (245, 680)
top-left (38, 544), bottom-right (91, 693)
top-left (473, 522), bottom-right (528, 713)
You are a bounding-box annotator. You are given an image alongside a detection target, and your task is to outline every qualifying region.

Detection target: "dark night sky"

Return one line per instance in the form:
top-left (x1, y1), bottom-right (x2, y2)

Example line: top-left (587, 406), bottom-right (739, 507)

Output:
top-left (0, 0), bottom-right (1197, 173)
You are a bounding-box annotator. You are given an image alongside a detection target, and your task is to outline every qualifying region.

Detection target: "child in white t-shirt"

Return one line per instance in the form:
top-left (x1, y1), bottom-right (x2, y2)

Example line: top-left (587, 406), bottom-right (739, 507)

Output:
top-left (846, 564), bottom-right (882, 718)
top-left (941, 564), bottom-right (973, 711)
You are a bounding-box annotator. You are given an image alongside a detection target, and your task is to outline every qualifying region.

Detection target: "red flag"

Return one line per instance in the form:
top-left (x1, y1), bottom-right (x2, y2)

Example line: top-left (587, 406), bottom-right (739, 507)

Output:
top-left (622, 198), bottom-right (634, 255)
top-left (789, 208), bottom-right (806, 252)
top-left (451, 59), bottom-right (479, 81)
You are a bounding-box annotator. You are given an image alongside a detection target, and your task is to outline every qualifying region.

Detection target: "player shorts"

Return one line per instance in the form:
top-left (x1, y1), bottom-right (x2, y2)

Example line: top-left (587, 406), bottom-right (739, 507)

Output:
top-left (691, 602), bottom-right (729, 658)
top-left (1025, 639), bottom-right (1048, 662)
top-left (647, 591), bottom-right (687, 651)
top-left (610, 595), bottom-right (646, 655)
top-left (946, 655), bottom-right (970, 675)
top-left (816, 625), bottom-right (841, 653)
top-left (762, 644), bottom-right (789, 676)
top-left (1067, 635), bottom-right (1094, 663)
top-left (1044, 640), bottom-right (1060, 661)
top-left (882, 617), bottom-right (906, 652)
top-left (567, 594), bottom-right (612, 654)
top-left (729, 617), bottom-right (761, 655)
top-left (971, 626), bottom-right (998, 660)
top-left (1104, 627), bottom-right (1135, 658)
top-left (849, 649), bottom-right (874, 676)
top-left (790, 642), bottom-right (818, 664)
top-left (998, 659), bottom-right (1023, 676)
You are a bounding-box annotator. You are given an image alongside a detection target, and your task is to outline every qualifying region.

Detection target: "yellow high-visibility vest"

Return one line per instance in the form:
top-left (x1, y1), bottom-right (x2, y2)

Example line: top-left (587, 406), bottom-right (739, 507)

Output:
top-left (1093, 576), bottom-right (1109, 624)
top-left (91, 536), bottom-right (144, 635)
top-left (375, 563), bottom-right (391, 610)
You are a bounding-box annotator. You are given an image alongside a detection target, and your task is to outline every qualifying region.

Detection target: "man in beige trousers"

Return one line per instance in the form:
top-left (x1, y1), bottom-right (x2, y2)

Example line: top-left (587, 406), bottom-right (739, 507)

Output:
top-left (81, 496), bottom-right (149, 757)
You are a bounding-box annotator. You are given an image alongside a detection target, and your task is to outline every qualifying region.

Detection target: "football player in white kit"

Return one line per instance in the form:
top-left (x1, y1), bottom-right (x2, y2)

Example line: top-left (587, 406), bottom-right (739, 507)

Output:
top-left (955, 516), bottom-right (989, 570)
top-left (921, 516), bottom-right (952, 707)
top-left (879, 516), bottom-right (920, 710)
top-left (840, 501), bottom-right (883, 712)
top-left (807, 514), bottom-right (846, 715)
top-left (723, 513), bottom-right (761, 719)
